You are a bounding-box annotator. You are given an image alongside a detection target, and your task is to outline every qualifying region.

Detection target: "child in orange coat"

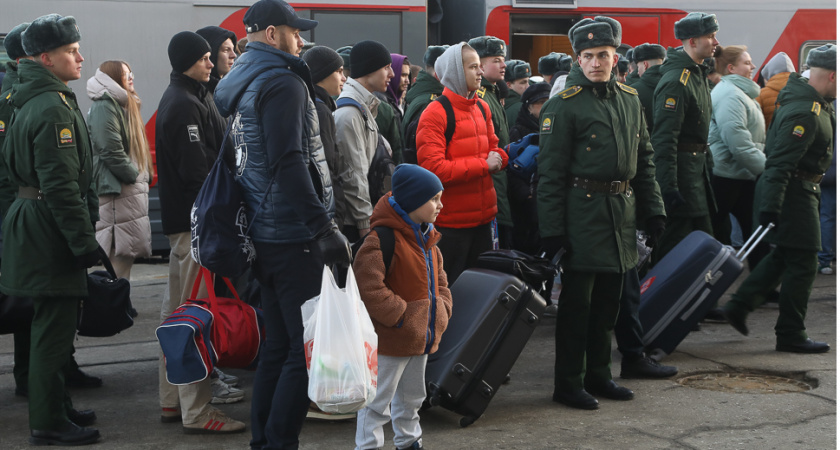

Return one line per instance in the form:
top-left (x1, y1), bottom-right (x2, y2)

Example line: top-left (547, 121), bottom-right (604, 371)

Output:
top-left (353, 164), bottom-right (453, 450)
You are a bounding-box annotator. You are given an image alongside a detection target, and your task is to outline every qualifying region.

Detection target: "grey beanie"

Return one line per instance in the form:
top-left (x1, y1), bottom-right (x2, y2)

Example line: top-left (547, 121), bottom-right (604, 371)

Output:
top-left (569, 16), bottom-right (621, 54)
top-left (467, 36), bottom-right (506, 58)
top-left (302, 45), bottom-right (344, 83)
top-left (4, 23), bottom-right (30, 60)
top-left (504, 60), bottom-right (531, 82)
top-left (423, 45), bottom-right (449, 68)
top-left (807, 44), bottom-right (836, 71)
top-left (350, 40), bottom-right (391, 78)
top-left (674, 12), bottom-right (719, 40)
top-left (21, 14), bottom-right (80, 55)
top-left (168, 31), bottom-right (211, 73)
top-left (633, 43), bottom-right (666, 62)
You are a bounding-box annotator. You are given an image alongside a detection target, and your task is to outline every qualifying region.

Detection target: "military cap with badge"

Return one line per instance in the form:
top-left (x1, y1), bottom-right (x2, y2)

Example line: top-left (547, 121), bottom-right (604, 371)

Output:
top-left (468, 36), bottom-right (506, 58)
top-left (674, 12), bottom-right (719, 40)
top-left (504, 60), bottom-right (532, 82)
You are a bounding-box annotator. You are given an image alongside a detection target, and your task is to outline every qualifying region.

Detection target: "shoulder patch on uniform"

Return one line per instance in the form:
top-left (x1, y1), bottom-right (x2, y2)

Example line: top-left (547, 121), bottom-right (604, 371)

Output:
top-left (559, 85), bottom-right (582, 99)
top-left (0, 120), bottom-right (5, 134)
top-left (663, 96), bottom-right (679, 111)
top-left (812, 102), bottom-right (821, 115)
top-left (187, 125), bottom-right (200, 142)
top-left (618, 83), bottom-right (637, 95)
top-left (792, 125), bottom-right (805, 138)
top-left (4, 92), bottom-right (9, 100)
top-left (679, 69), bottom-right (690, 85)
top-left (429, 93), bottom-right (438, 101)
top-left (476, 86), bottom-right (487, 98)
top-left (57, 92), bottom-right (72, 110)
top-left (540, 113), bottom-right (555, 134)
top-left (55, 123), bottom-right (75, 148)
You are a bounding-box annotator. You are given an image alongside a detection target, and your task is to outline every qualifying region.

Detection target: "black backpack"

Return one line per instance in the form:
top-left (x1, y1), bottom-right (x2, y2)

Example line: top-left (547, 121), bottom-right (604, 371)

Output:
top-left (350, 226), bottom-right (395, 274)
top-left (336, 97), bottom-right (395, 203)
top-left (403, 95), bottom-right (487, 165)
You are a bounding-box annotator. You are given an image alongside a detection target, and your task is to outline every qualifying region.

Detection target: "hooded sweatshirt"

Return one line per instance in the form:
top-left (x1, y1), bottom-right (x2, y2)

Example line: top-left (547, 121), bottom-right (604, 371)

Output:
top-left (709, 74), bottom-right (766, 180)
top-left (758, 52), bottom-right (795, 129)
top-left (195, 26), bottom-right (237, 93)
top-left (417, 43), bottom-right (508, 228)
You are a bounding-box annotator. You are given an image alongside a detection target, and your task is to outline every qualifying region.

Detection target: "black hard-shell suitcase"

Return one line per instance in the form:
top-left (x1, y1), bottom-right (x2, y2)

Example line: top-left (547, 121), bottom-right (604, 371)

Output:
top-left (425, 268), bottom-right (547, 427)
top-left (639, 226), bottom-right (772, 356)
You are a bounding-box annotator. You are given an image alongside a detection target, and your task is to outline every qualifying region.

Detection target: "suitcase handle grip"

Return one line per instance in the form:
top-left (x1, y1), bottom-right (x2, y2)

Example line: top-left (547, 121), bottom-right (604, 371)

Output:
top-left (736, 223), bottom-right (775, 262)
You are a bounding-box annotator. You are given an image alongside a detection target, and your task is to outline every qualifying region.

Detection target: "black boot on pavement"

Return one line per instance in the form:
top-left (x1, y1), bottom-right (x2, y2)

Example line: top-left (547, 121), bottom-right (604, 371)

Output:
top-left (30, 421), bottom-right (100, 446)
top-left (65, 368), bottom-right (103, 389)
top-left (68, 409), bottom-right (97, 427)
top-left (621, 354), bottom-right (678, 379)
top-left (552, 389), bottom-right (599, 410)
top-left (776, 338), bottom-right (830, 353)
top-left (584, 380), bottom-right (634, 401)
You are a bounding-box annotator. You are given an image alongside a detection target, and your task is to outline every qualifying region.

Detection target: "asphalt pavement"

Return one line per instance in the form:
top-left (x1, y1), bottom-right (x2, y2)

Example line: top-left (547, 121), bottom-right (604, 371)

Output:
top-left (0, 260), bottom-right (835, 449)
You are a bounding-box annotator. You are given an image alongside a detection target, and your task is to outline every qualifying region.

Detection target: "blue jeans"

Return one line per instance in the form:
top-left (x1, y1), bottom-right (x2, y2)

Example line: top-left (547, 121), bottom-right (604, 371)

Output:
top-left (818, 185), bottom-right (835, 265)
top-left (250, 241), bottom-right (322, 450)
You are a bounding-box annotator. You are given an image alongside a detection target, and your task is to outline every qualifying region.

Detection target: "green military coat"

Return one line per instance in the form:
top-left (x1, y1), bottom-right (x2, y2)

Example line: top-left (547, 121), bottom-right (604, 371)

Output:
top-left (476, 78), bottom-right (512, 228)
top-left (0, 59), bottom-right (99, 297)
top-left (0, 62), bottom-right (19, 216)
top-left (373, 94), bottom-right (404, 165)
top-left (650, 48), bottom-right (716, 217)
top-left (504, 89), bottom-right (522, 128)
top-left (757, 73), bottom-right (834, 251)
top-left (402, 70), bottom-right (443, 139)
top-left (625, 70), bottom-right (640, 86)
top-left (537, 65), bottom-right (664, 273)
top-left (632, 64), bottom-right (663, 136)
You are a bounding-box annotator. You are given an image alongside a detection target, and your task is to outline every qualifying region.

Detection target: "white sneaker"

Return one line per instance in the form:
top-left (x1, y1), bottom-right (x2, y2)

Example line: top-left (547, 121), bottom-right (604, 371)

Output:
top-left (210, 378), bottom-right (244, 404)
top-left (819, 264), bottom-right (833, 275)
top-left (213, 367), bottom-right (240, 387)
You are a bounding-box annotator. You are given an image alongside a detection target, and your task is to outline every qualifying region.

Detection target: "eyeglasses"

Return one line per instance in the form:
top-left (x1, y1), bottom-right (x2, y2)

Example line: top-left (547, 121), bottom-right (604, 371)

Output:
top-left (125, 71), bottom-right (134, 81)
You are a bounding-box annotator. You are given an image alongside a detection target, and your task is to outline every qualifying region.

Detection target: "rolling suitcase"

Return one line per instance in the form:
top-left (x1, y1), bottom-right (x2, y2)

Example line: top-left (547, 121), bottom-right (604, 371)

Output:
top-left (639, 225), bottom-right (773, 356)
top-left (425, 268), bottom-right (547, 427)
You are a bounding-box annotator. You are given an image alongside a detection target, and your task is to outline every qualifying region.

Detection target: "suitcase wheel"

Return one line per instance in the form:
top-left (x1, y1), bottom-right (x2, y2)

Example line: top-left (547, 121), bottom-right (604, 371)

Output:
top-left (459, 415), bottom-right (476, 428)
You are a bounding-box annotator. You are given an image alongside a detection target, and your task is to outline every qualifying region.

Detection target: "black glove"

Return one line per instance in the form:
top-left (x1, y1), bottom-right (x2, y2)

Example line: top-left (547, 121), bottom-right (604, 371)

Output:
top-left (645, 215), bottom-right (667, 249)
top-left (662, 190), bottom-right (686, 214)
top-left (541, 235), bottom-right (572, 258)
top-left (759, 212), bottom-right (779, 228)
top-left (74, 249), bottom-right (101, 269)
top-left (314, 221), bottom-right (352, 268)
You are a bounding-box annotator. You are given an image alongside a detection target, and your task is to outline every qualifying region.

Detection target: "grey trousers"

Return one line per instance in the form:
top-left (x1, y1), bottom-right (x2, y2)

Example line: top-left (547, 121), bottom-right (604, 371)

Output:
top-left (355, 354), bottom-right (427, 450)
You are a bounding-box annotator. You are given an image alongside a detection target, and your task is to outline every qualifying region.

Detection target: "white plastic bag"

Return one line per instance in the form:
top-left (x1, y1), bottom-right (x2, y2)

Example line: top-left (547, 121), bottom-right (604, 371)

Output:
top-left (302, 265), bottom-right (378, 413)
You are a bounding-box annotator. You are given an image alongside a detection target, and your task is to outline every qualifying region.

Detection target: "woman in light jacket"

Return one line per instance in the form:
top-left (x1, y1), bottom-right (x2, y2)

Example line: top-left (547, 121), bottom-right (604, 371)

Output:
top-left (708, 45), bottom-right (767, 268)
top-left (87, 60), bottom-right (153, 279)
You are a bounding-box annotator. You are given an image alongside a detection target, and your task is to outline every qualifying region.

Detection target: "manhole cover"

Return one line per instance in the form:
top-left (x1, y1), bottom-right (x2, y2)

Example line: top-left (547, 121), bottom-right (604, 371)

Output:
top-left (677, 372), bottom-right (812, 394)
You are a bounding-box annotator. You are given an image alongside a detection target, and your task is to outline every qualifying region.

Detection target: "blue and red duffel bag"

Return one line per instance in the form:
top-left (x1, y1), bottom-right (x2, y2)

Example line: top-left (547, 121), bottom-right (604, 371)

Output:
top-left (156, 268), bottom-right (265, 385)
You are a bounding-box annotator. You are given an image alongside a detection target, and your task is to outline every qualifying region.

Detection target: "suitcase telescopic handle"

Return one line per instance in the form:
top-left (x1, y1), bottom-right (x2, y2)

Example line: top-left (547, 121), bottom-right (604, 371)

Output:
top-left (735, 223), bottom-right (775, 262)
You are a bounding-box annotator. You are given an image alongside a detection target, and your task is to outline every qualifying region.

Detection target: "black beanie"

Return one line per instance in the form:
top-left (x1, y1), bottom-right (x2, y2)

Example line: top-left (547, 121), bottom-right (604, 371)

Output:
top-left (350, 40), bottom-right (391, 79)
top-left (302, 45), bottom-right (344, 84)
top-left (391, 164), bottom-right (443, 215)
top-left (4, 23), bottom-right (30, 60)
top-left (168, 31), bottom-right (211, 73)
top-left (521, 82), bottom-right (551, 106)
top-left (196, 26), bottom-right (237, 78)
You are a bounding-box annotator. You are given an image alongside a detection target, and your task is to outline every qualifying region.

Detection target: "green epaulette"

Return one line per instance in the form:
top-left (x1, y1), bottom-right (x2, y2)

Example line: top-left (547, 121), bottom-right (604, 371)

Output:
top-left (559, 85), bottom-right (582, 99)
top-left (618, 83), bottom-right (638, 95)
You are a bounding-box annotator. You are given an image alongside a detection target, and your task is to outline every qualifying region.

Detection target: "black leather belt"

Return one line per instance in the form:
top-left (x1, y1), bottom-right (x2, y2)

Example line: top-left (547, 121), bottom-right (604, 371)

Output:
top-left (794, 169), bottom-right (824, 183)
top-left (677, 143), bottom-right (708, 154)
top-left (18, 186), bottom-right (44, 200)
top-left (570, 177), bottom-right (630, 194)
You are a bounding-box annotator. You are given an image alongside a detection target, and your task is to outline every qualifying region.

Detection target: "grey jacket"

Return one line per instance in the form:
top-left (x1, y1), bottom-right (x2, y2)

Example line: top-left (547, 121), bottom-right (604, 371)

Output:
top-left (334, 77), bottom-right (381, 230)
top-left (709, 74), bottom-right (766, 180)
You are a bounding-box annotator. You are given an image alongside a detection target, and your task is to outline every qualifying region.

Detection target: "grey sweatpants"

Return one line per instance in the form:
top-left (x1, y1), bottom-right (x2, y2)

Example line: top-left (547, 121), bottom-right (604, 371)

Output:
top-left (355, 354), bottom-right (427, 450)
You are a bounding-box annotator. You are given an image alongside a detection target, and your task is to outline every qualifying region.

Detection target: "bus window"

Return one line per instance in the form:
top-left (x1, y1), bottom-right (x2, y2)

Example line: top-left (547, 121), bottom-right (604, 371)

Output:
top-left (799, 40), bottom-right (836, 73)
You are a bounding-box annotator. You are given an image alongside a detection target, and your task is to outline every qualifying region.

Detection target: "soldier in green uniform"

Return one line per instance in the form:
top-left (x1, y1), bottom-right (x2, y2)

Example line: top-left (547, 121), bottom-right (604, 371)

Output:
top-left (0, 14), bottom-right (101, 445)
top-left (537, 16), bottom-right (665, 410)
top-left (649, 12), bottom-right (719, 262)
top-left (468, 35), bottom-right (513, 248)
top-left (629, 43), bottom-right (667, 133)
top-left (722, 45), bottom-right (836, 354)
top-left (504, 59), bottom-right (531, 126)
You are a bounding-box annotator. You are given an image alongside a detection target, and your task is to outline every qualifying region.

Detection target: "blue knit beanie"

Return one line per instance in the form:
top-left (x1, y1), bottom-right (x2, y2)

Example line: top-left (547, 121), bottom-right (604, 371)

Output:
top-left (391, 164), bottom-right (443, 214)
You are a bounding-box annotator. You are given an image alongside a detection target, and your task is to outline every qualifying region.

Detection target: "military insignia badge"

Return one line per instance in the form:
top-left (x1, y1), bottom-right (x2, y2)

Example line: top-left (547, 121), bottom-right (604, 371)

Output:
top-left (812, 102), bottom-right (821, 115)
top-left (55, 123), bottom-right (74, 147)
top-left (57, 92), bottom-right (72, 109)
top-left (588, 33), bottom-right (594, 39)
top-left (540, 114), bottom-right (554, 134)
top-left (679, 69), bottom-right (690, 85)
top-left (792, 125), bottom-right (805, 138)
top-left (187, 125), bottom-right (200, 142)
top-left (664, 97), bottom-right (678, 111)
top-left (0, 120), bottom-right (5, 133)
top-left (476, 86), bottom-right (486, 98)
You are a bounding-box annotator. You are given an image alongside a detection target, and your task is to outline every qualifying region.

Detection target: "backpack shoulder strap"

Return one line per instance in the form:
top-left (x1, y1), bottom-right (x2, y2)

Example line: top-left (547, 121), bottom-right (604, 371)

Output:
top-left (373, 226), bottom-right (395, 274)
top-left (476, 100), bottom-right (487, 121)
top-left (434, 95), bottom-right (457, 146)
top-left (336, 97), bottom-right (367, 122)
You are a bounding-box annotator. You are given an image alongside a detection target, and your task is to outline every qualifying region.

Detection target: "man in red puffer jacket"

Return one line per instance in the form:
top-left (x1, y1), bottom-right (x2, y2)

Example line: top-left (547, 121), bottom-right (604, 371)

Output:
top-left (416, 43), bottom-right (508, 283)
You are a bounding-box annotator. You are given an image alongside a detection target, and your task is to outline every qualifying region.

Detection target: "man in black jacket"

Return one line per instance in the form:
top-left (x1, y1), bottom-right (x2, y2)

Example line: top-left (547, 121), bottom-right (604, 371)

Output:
top-left (155, 30), bottom-right (245, 434)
